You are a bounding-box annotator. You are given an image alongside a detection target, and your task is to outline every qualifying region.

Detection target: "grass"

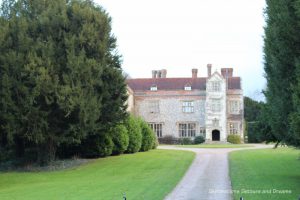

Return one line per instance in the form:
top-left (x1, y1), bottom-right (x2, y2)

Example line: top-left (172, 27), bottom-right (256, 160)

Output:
top-left (0, 150), bottom-right (195, 200)
top-left (174, 144), bottom-right (254, 148)
top-left (230, 147), bottom-right (300, 200)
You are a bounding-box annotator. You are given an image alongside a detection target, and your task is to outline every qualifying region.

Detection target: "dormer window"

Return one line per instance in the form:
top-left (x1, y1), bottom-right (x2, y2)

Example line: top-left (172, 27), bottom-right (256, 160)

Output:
top-left (150, 85), bottom-right (157, 91)
top-left (184, 84), bottom-right (192, 91)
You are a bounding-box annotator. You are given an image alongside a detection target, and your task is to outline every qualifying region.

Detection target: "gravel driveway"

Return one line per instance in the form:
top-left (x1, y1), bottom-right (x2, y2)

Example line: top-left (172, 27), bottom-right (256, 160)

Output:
top-left (159, 144), bottom-right (271, 200)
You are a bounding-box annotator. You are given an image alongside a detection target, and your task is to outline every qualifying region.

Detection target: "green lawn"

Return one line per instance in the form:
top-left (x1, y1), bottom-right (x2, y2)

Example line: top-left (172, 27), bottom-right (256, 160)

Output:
top-left (0, 150), bottom-right (195, 200)
top-left (174, 144), bottom-right (254, 148)
top-left (230, 148), bottom-right (300, 200)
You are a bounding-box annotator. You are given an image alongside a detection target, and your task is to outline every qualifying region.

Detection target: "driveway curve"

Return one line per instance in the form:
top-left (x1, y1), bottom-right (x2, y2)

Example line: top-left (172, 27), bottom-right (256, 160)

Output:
top-left (159, 144), bottom-right (272, 200)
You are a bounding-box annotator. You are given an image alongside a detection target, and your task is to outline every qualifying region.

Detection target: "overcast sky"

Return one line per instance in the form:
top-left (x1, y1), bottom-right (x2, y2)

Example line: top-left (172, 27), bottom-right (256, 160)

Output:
top-left (0, 0), bottom-right (266, 100)
top-left (97, 0), bottom-right (266, 101)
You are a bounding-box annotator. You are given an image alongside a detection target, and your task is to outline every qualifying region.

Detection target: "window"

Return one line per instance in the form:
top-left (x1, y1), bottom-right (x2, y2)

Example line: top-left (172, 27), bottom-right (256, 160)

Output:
top-left (211, 81), bottom-right (221, 92)
top-left (211, 99), bottom-right (221, 112)
top-left (200, 127), bottom-right (206, 137)
top-left (150, 85), bottom-right (157, 91)
top-left (182, 101), bottom-right (194, 113)
top-left (179, 123), bottom-right (196, 137)
top-left (229, 122), bottom-right (239, 134)
top-left (229, 100), bottom-right (239, 114)
top-left (149, 123), bottom-right (163, 138)
top-left (184, 84), bottom-right (192, 91)
top-left (149, 100), bottom-right (159, 113)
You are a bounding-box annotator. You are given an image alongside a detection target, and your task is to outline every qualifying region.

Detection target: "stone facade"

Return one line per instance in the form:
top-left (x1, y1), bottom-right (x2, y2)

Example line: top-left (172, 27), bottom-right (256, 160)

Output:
top-left (127, 65), bottom-right (244, 142)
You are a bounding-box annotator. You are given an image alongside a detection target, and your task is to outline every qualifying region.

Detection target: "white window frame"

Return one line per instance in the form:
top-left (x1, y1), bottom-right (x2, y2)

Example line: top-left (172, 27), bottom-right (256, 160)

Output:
top-left (182, 101), bottom-right (194, 113)
top-left (184, 84), bottom-right (192, 90)
top-left (211, 99), bottom-right (221, 112)
top-left (149, 100), bottom-right (160, 113)
top-left (229, 122), bottom-right (239, 134)
top-left (179, 123), bottom-right (196, 137)
top-left (210, 81), bottom-right (221, 92)
top-left (229, 100), bottom-right (240, 114)
top-left (150, 85), bottom-right (157, 91)
top-left (149, 123), bottom-right (163, 138)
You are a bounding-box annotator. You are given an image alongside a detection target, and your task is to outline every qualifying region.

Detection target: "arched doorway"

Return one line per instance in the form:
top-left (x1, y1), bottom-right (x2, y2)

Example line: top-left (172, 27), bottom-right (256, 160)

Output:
top-left (212, 129), bottom-right (220, 141)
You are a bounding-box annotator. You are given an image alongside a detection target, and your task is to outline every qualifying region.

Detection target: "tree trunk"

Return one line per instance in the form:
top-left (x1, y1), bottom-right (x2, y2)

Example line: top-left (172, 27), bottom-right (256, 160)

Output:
top-left (273, 141), bottom-right (280, 149)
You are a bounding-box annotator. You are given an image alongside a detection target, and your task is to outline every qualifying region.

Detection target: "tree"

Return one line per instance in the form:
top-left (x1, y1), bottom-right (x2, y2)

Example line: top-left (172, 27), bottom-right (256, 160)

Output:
top-left (110, 124), bottom-right (129, 155)
top-left (289, 1), bottom-right (300, 147)
top-left (138, 118), bottom-right (155, 152)
top-left (244, 97), bottom-right (263, 122)
top-left (0, 0), bottom-right (128, 164)
top-left (81, 133), bottom-right (114, 158)
top-left (263, 0), bottom-right (300, 147)
top-left (125, 115), bottom-right (142, 153)
top-left (244, 97), bottom-right (275, 143)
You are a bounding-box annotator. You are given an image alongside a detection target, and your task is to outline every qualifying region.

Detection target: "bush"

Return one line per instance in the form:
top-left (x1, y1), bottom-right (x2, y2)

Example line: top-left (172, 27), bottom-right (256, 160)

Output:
top-left (110, 124), bottom-right (129, 155)
top-left (138, 118), bottom-right (155, 152)
top-left (158, 135), bottom-right (178, 144)
top-left (179, 137), bottom-right (193, 145)
top-left (152, 136), bottom-right (159, 149)
top-left (125, 115), bottom-right (142, 153)
top-left (194, 136), bottom-right (205, 144)
top-left (81, 133), bottom-right (114, 158)
top-left (227, 134), bottom-right (242, 144)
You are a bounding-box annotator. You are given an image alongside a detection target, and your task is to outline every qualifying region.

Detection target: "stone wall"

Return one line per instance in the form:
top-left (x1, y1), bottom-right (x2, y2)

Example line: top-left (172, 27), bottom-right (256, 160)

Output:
top-left (134, 90), bottom-right (206, 137)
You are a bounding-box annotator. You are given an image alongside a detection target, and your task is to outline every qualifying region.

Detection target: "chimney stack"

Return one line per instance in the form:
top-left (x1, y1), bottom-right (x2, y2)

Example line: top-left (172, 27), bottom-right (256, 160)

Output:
top-left (221, 68), bottom-right (233, 78)
top-left (152, 69), bottom-right (167, 78)
top-left (161, 69), bottom-right (167, 78)
top-left (207, 64), bottom-right (212, 77)
top-left (152, 70), bottom-right (157, 78)
top-left (192, 68), bottom-right (198, 78)
top-left (157, 71), bottom-right (162, 78)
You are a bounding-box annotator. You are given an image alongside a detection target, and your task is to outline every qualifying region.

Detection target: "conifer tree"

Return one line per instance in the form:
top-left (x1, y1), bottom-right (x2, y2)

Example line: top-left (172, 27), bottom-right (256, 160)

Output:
top-left (0, 0), bottom-right (128, 163)
top-left (264, 0), bottom-right (300, 147)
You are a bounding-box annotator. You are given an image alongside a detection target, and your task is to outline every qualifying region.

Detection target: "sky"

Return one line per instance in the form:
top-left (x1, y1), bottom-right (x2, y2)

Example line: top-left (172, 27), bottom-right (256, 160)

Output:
top-left (97, 0), bottom-right (267, 101)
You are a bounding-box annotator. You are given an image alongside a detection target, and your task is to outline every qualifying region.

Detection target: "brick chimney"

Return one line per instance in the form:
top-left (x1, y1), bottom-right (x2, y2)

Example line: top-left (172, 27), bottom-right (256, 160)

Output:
top-left (221, 68), bottom-right (233, 78)
top-left (192, 68), bottom-right (198, 78)
top-left (152, 70), bottom-right (157, 78)
top-left (161, 69), bottom-right (167, 78)
top-left (157, 71), bottom-right (162, 78)
top-left (207, 64), bottom-right (212, 77)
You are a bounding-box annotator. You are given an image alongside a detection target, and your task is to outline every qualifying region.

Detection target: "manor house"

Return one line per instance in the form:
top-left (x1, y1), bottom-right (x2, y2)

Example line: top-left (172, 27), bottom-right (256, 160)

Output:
top-left (127, 64), bottom-right (244, 142)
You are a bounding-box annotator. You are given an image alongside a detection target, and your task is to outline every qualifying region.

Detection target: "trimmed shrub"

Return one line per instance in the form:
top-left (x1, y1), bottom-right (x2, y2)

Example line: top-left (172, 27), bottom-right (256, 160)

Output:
top-left (152, 136), bottom-right (159, 149)
top-left (179, 137), bottom-right (193, 145)
top-left (81, 133), bottom-right (114, 158)
top-left (125, 115), bottom-right (142, 153)
top-left (138, 118), bottom-right (155, 152)
top-left (158, 135), bottom-right (178, 144)
top-left (227, 134), bottom-right (242, 144)
top-left (194, 136), bottom-right (205, 144)
top-left (110, 124), bottom-right (129, 155)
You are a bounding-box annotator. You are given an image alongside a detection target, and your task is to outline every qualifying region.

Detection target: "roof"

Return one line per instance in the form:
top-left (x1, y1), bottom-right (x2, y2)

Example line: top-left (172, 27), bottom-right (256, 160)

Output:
top-left (127, 77), bottom-right (241, 91)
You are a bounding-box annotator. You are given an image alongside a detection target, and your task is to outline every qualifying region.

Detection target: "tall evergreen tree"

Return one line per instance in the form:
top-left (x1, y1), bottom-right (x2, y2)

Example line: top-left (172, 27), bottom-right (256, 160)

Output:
top-left (0, 0), bottom-right (128, 163)
top-left (264, 0), bottom-right (300, 147)
top-left (289, 1), bottom-right (300, 147)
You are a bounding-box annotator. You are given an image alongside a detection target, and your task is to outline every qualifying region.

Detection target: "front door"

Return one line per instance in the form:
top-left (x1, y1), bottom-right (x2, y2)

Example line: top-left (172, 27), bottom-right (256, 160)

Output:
top-left (212, 130), bottom-right (220, 141)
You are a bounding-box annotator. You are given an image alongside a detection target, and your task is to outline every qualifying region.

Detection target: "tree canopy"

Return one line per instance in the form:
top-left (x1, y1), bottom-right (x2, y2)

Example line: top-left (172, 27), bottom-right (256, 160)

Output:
top-left (263, 0), bottom-right (300, 147)
top-left (244, 97), bottom-right (273, 143)
top-left (0, 0), bottom-right (128, 163)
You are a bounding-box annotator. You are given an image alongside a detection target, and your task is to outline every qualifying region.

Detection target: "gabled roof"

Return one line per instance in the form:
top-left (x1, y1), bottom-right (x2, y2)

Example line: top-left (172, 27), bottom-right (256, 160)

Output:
top-left (208, 71), bottom-right (224, 81)
top-left (127, 77), bottom-right (241, 91)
